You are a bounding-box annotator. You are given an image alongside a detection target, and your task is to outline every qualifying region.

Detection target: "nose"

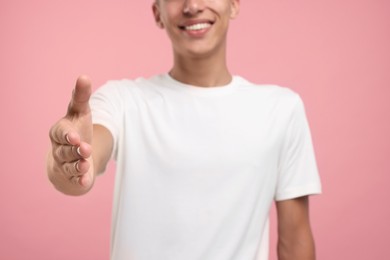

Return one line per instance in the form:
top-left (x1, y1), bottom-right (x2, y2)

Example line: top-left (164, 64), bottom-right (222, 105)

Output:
top-left (183, 0), bottom-right (205, 16)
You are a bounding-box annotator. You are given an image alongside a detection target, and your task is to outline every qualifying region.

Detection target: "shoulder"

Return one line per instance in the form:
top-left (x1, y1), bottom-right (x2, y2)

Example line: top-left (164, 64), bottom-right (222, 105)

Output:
top-left (94, 77), bottom-right (141, 94)
top-left (234, 76), bottom-right (303, 108)
top-left (93, 75), bottom-right (166, 98)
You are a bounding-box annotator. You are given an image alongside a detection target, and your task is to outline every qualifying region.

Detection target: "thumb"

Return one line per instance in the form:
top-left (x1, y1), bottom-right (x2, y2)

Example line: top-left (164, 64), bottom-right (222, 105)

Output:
top-left (67, 75), bottom-right (92, 116)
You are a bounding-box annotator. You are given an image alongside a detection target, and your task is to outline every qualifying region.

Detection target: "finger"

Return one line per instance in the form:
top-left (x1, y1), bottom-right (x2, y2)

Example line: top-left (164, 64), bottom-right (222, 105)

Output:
top-left (79, 172), bottom-right (93, 187)
top-left (71, 171), bottom-right (93, 187)
top-left (62, 158), bottom-right (90, 178)
top-left (75, 141), bottom-right (92, 158)
top-left (62, 160), bottom-right (81, 179)
top-left (53, 144), bottom-right (81, 163)
top-left (49, 121), bottom-right (81, 145)
top-left (67, 75), bottom-right (92, 116)
top-left (70, 176), bottom-right (81, 185)
top-left (53, 142), bottom-right (92, 163)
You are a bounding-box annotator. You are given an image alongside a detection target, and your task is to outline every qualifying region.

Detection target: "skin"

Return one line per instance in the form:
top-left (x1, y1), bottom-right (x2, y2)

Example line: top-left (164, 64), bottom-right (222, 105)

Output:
top-left (47, 0), bottom-right (316, 258)
top-left (47, 76), bottom-right (112, 196)
top-left (277, 196), bottom-right (316, 260)
top-left (152, 0), bottom-right (240, 87)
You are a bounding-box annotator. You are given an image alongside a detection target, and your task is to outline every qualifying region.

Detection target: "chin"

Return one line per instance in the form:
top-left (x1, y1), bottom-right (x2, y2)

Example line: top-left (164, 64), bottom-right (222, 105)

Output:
top-left (185, 47), bottom-right (215, 58)
top-left (176, 41), bottom-right (224, 59)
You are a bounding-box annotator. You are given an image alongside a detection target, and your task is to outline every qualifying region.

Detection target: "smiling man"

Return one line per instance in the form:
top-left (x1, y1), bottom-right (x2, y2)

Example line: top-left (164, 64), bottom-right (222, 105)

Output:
top-left (47, 1), bottom-right (321, 259)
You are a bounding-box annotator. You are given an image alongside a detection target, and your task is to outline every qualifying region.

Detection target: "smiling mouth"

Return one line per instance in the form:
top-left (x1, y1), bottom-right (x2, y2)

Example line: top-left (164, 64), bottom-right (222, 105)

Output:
top-left (178, 22), bottom-right (214, 31)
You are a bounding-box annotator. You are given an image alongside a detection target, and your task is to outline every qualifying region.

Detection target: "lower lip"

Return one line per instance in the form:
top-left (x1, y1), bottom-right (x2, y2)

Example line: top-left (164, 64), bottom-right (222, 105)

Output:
top-left (182, 25), bottom-right (212, 38)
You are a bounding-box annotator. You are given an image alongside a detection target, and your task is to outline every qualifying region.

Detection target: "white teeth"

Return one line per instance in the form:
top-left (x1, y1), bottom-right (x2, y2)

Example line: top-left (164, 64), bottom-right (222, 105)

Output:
top-left (184, 23), bottom-right (211, 31)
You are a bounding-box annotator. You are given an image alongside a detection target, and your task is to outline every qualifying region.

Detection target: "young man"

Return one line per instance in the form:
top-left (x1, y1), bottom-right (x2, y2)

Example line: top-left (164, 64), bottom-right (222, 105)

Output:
top-left (47, 0), bottom-right (321, 259)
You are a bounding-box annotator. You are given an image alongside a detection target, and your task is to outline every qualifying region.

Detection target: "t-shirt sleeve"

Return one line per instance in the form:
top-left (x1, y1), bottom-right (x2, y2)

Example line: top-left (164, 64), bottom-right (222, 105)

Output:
top-left (275, 94), bottom-right (322, 201)
top-left (89, 82), bottom-right (123, 160)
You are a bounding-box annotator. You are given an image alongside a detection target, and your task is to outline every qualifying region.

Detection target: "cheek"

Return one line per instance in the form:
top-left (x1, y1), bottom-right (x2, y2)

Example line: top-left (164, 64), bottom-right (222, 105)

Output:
top-left (160, 9), bottom-right (179, 27)
top-left (209, 2), bottom-right (233, 19)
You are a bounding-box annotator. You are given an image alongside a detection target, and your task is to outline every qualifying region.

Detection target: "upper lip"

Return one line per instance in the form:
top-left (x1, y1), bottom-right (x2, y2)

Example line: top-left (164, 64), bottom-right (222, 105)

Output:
top-left (178, 19), bottom-right (215, 29)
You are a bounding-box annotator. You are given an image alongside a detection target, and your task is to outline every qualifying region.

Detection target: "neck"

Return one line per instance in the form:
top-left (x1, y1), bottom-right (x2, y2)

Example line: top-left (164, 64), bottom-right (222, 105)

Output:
top-left (169, 47), bottom-right (232, 88)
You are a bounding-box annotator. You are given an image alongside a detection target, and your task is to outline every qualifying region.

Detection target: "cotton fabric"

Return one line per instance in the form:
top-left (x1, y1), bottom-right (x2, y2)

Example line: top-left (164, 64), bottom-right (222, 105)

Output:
top-left (90, 74), bottom-right (321, 260)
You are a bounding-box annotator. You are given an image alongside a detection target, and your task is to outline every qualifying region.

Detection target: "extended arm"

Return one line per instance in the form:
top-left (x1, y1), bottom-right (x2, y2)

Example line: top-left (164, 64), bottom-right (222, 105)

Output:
top-left (276, 196), bottom-right (316, 260)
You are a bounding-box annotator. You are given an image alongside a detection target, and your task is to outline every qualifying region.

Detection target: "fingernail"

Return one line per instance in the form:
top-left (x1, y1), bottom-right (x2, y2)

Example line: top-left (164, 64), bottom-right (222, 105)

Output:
top-left (77, 147), bottom-right (82, 157)
top-left (75, 161), bottom-right (80, 172)
top-left (65, 134), bottom-right (71, 144)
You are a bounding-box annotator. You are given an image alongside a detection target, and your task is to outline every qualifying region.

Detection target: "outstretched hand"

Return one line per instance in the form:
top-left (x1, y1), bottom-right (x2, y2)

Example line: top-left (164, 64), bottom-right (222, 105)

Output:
top-left (48, 76), bottom-right (94, 193)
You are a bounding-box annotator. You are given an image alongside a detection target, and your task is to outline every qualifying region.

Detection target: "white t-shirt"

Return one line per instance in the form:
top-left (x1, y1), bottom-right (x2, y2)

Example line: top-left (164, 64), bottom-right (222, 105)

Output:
top-left (90, 74), bottom-right (322, 260)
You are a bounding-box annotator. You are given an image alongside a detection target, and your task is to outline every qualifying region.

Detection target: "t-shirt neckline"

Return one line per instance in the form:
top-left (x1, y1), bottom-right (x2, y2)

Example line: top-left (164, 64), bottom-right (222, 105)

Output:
top-left (163, 73), bottom-right (237, 97)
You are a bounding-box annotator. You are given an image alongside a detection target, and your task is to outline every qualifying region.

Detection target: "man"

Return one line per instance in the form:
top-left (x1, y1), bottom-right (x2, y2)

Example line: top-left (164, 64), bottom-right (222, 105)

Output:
top-left (47, 0), bottom-right (321, 259)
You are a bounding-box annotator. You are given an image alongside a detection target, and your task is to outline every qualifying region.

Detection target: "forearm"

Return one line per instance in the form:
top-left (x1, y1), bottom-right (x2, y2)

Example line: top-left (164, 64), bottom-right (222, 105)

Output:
top-left (277, 230), bottom-right (316, 260)
top-left (276, 196), bottom-right (316, 260)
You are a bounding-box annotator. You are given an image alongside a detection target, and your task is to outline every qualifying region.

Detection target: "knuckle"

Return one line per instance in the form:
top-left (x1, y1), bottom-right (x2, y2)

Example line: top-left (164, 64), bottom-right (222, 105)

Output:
top-left (52, 146), bottom-right (61, 162)
top-left (53, 145), bottom-right (81, 164)
top-left (49, 120), bottom-right (68, 144)
top-left (54, 146), bottom-right (66, 162)
top-left (71, 176), bottom-right (80, 185)
top-left (63, 162), bottom-right (75, 177)
top-left (49, 124), bottom-right (58, 142)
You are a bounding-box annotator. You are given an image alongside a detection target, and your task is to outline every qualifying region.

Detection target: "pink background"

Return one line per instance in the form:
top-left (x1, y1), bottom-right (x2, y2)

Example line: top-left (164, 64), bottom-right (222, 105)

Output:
top-left (1, 0), bottom-right (389, 259)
